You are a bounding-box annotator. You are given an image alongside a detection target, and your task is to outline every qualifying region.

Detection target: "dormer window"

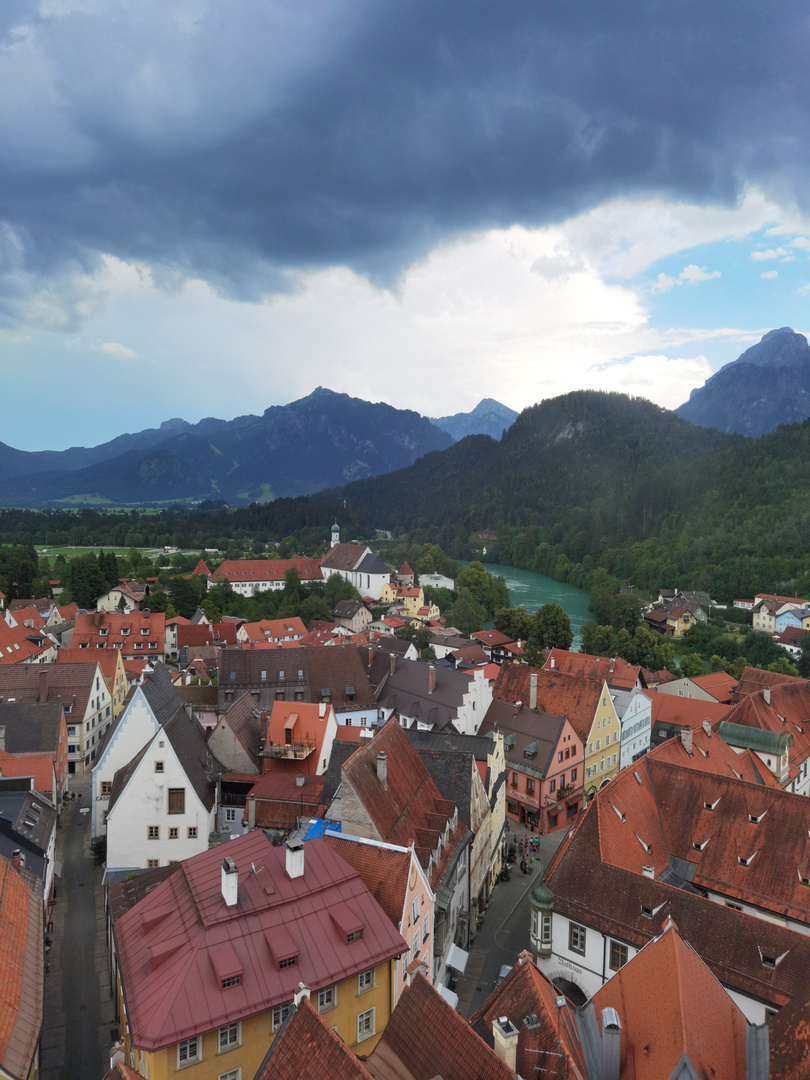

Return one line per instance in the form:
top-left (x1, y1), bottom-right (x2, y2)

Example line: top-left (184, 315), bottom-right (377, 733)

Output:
top-left (610, 803), bottom-right (626, 823)
top-left (121, 628), bottom-right (129, 637)
top-left (99, 628), bottom-right (108, 637)
top-left (749, 810), bottom-right (767, 824)
top-left (738, 851), bottom-right (758, 867)
top-left (279, 956), bottom-right (297, 969)
top-left (693, 837), bottom-right (710, 851)
top-left (141, 628), bottom-right (148, 636)
top-left (703, 798), bottom-right (720, 810)
top-left (348, 930), bottom-right (363, 943)
top-left (636, 836), bottom-right (652, 854)
top-left (221, 975), bottom-right (241, 988)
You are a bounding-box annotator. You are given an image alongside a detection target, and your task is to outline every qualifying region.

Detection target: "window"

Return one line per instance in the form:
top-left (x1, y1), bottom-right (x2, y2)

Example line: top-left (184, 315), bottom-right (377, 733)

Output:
top-left (168, 788), bottom-right (185, 814)
top-left (588, 742), bottom-right (593, 754)
top-left (221, 976), bottom-right (241, 989)
top-left (218, 1022), bottom-right (240, 1051)
top-left (177, 1037), bottom-right (201, 1066)
top-left (511, 772), bottom-right (518, 787)
top-left (318, 985), bottom-right (336, 1011)
top-left (422, 914), bottom-right (430, 942)
top-left (188, 827), bottom-right (198, 839)
top-left (565, 748), bottom-right (570, 760)
top-left (595, 739), bottom-right (601, 751)
top-left (557, 752), bottom-right (563, 762)
top-left (348, 929), bottom-right (363, 942)
top-left (147, 859), bottom-right (159, 868)
top-left (609, 941), bottom-right (628, 971)
top-left (549, 779), bottom-right (556, 792)
top-left (224, 808), bottom-right (237, 823)
top-left (101, 781), bottom-right (112, 795)
top-left (169, 827), bottom-right (179, 839)
top-left (154, 761), bottom-right (164, 773)
top-left (526, 779), bottom-right (535, 793)
top-left (412, 933), bottom-right (419, 959)
top-left (279, 957), bottom-right (297, 970)
top-left (357, 1008), bottom-right (375, 1042)
top-left (541, 913), bottom-right (552, 944)
top-left (218, 1071), bottom-right (240, 1080)
top-left (725, 900), bottom-right (743, 911)
top-left (148, 826), bottom-right (159, 840)
top-left (358, 968), bottom-right (374, 993)
top-left (569, 922), bottom-right (586, 955)
top-left (412, 895), bottom-right (420, 922)
top-left (570, 768), bottom-right (577, 782)
top-left (271, 1004), bottom-right (291, 1031)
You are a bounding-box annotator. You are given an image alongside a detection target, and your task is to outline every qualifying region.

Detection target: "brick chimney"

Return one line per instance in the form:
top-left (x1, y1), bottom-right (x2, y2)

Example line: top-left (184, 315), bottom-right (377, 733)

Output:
top-left (428, 664), bottom-right (436, 695)
top-left (389, 653), bottom-right (397, 676)
top-left (38, 668), bottom-right (48, 702)
top-left (530, 672), bottom-right (538, 711)
top-left (11, 849), bottom-right (23, 873)
top-left (679, 728), bottom-right (693, 755)
top-left (221, 856), bottom-right (238, 906)
top-left (702, 718), bottom-right (712, 738)
top-left (376, 751), bottom-right (388, 786)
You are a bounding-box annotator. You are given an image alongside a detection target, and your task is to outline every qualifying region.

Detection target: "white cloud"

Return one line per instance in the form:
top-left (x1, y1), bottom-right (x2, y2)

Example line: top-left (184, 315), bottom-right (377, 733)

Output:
top-left (679, 264), bottom-right (721, 285)
top-left (98, 341), bottom-right (137, 360)
top-left (750, 247), bottom-right (788, 260)
top-left (530, 250), bottom-right (585, 280)
top-left (761, 270), bottom-right (778, 279)
top-left (651, 272), bottom-right (677, 294)
top-left (798, 283), bottom-right (810, 296)
top-left (791, 237), bottom-right (810, 249)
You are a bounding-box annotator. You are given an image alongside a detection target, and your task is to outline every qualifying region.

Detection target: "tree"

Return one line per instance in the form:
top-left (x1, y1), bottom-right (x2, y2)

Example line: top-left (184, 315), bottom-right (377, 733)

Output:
top-left (580, 621), bottom-right (613, 657)
top-left (530, 603), bottom-right (574, 651)
top-left (798, 636), bottom-right (810, 678)
top-left (449, 588), bottom-right (484, 637)
top-left (493, 606), bottom-right (533, 642)
top-left (680, 652), bottom-right (707, 678)
top-left (454, 562), bottom-right (509, 620)
top-left (610, 594), bottom-right (643, 634)
top-left (169, 576), bottom-right (206, 620)
top-left (767, 655), bottom-right (799, 677)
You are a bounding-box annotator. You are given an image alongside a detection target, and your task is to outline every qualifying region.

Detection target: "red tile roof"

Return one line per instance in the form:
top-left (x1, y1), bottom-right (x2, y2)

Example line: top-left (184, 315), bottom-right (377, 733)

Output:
top-left (192, 559), bottom-right (210, 576)
top-left (176, 622), bottom-right (239, 649)
top-left (592, 919), bottom-right (748, 1080)
top-left (721, 679), bottom-right (810, 787)
top-left (115, 833), bottom-right (407, 1051)
top-left (494, 665), bottom-right (604, 742)
top-left (544, 648), bottom-right (643, 689)
top-left (0, 620), bottom-right (51, 664)
top-left (733, 665), bottom-right (805, 700)
top-left (208, 557), bottom-right (323, 584)
top-left (472, 629), bottom-right (514, 647)
top-left (769, 974), bottom-right (810, 1080)
top-left (690, 671), bottom-right (738, 701)
top-left (369, 974), bottom-right (517, 1079)
top-left (338, 721), bottom-right (469, 888)
top-left (323, 834), bottom-right (411, 927)
top-left (239, 617), bottom-right (306, 642)
top-left (648, 724), bottom-right (779, 786)
top-left (72, 610), bottom-right (165, 656)
top-left (642, 689), bottom-right (731, 731)
top-left (469, 953), bottom-right (586, 1079)
top-left (0, 855), bottom-right (43, 1079)
top-left (256, 997), bottom-right (376, 1080)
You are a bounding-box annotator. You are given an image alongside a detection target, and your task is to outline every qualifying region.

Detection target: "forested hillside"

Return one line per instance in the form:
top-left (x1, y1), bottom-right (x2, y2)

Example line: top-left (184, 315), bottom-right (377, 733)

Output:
top-left (4, 390), bottom-right (810, 603)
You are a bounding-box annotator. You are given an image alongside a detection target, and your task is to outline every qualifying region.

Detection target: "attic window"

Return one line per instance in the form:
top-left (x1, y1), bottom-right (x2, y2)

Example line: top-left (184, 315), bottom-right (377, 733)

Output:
top-left (99, 628), bottom-right (108, 636)
top-left (641, 905), bottom-right (653, 918)
top-left (738, 851), bottom-right (758, 867)
top-left (279, 670), bottom-right (285, 679)
top-left (693, 837), bottom-right (710, 851)
top-left (348, 930), bottom-right (363, 943)
top-left (320, 688), bottom-right (332, 704)
top-left (279, 956), bottom-right (297, 969)
top-left (703, 798), bottom-right (720, 810)
top-left (636, 836), bottom-right (652, 854)
top-left (344, 685), bottom-right (356, 702)
top-left (610, 803), bottom-right (626, 823)
top-left (633, 771), bottom-right (642, 785)
top-left (221, 975), bottom-right (241, 988)
top-left (749, 810), bottom-right (767, 824)
top-left (261, 671), bottom-right (266, 680)
top-left (799, 871), bottom-right (810, 887)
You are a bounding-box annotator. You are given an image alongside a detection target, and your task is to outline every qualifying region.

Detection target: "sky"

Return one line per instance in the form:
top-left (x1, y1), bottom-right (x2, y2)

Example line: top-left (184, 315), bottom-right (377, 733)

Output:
top-left (4, 1), bottom-right (810, 450)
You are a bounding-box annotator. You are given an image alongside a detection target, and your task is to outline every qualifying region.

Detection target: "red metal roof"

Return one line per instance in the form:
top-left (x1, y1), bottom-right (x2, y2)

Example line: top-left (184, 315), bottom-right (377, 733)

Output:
top-left (115, 833), bottom-right (407, 1050)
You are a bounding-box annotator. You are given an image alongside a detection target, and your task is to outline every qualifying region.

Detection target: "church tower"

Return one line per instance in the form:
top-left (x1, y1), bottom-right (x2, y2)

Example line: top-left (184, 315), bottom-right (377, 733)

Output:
top-left (330, 522), bottom-right (340, 548)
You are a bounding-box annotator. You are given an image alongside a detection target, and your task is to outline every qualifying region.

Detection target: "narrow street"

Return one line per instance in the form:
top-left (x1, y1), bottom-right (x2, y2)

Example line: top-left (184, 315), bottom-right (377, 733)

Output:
top-left (456, 823), bottom-right (568, 1018)
top-left (41, 775), bottom-right (115, 1080)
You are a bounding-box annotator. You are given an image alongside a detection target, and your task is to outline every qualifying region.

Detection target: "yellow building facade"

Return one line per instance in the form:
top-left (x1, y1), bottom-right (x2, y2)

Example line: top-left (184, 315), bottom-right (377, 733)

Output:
top-left (583, 682), bottom-right (622, 798)
top-left (117, 957), bottom-right (397, 1080)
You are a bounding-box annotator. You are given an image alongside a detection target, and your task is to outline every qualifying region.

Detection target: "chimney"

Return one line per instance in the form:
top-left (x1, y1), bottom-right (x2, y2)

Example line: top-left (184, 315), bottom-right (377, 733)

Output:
top-left (702, 718), bottom-right (712, 738)
top-left (247, 795), bottom-right (256, 830)
top-left (600, 1007), bottom-right (622, 1080)
top-left (368, 646), bottom-right (373, 670)
top-left (376, 751), bottom-right (388, 787)
top-left (94, 611), bottom-right (101, 628)
top-left (764, 687), bottom-right (771, 705)
top-left (549, 655), bottom-right (555, 669)
top-left (513, 700), bottom-right (522, 715)
top-left (11, 849), bottom-right (22, 873)
top-left (38, 668), bottom-right (48, 702)
top-left (389, 653), bottom-right (397, 676)
top-left (0, 726), bottom-right (5, 752)
top-left (286, 838), bottom-right (305, 879)
top-left (530, 672), bottom-right (538, 711)
top-left (492, 1016), bottom-right (519, 1070)
top-left (221, 857), bottom-right (238, 906)
top-left (295, 774), bottom-right (305, 787)
top-left (293, 983), bottom-right (311, 1006)
top-left (428, 664), bottom-right (436, 695)
top-left (679, 728), bottom-right (693, 755)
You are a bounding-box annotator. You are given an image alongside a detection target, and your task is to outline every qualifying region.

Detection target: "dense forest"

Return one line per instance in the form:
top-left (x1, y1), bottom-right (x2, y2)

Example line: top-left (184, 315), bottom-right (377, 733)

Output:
top-left (4, 390), bottom-right (810, 606)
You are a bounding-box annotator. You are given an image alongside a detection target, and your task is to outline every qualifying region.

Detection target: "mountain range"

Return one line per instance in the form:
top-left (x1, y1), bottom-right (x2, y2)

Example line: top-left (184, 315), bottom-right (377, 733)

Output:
top-left (0, 390), bottom-right (515, 509)
top-left (676, 326), bottom-right (810, 436)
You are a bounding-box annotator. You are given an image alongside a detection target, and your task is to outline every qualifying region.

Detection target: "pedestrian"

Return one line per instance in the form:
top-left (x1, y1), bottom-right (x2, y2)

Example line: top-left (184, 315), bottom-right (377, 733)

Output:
top-left (520, 857), bottom-right (528, 875)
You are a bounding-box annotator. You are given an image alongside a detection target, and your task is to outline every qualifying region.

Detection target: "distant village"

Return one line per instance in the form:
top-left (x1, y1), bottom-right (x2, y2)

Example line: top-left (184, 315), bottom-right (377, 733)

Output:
top-left (0, 524), bottom-right (807, 1080)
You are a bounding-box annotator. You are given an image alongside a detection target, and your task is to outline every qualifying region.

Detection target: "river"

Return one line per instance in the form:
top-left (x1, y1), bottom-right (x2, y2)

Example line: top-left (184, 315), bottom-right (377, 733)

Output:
top-left (472, 562), bottom-right (592, 649)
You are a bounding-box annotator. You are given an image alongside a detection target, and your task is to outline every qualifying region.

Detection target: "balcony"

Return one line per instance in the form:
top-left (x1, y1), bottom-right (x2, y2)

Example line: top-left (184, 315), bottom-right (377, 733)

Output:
top-left (262, 740), bottom-right (315, 761)
top-left (558, 785), bottom-right (575, 800)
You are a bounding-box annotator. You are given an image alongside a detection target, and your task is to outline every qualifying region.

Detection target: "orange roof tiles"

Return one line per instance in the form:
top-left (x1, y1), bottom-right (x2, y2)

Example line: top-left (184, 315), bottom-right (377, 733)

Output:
top-left (648, 724), bottom-right (779, 786)
top-left (642, 690), bottom-right (730, 731)
top-left (209, 557), bottom-right (323, 584)
top-left (592, 920), bottom-right (748, 1080)
top-left (0, 855), bottom-right (43, 1079)
top-left (494, 666), bottom-right (604, 742)
top-left (368, 974), bottom-right (517, 1080)
top-left (722, 679), bottom-right (810, 785)
top-left (323, 834), bottom-right (411, 928)
top-left (256, 997), bottom-right (375, 1080)
top-left (545, 648), bottom-right (643, 689)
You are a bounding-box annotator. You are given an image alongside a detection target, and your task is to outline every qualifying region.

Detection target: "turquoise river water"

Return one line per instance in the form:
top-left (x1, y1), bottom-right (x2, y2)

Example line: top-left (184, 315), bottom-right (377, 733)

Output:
top-left (472, 561), bottom-right (592, 648)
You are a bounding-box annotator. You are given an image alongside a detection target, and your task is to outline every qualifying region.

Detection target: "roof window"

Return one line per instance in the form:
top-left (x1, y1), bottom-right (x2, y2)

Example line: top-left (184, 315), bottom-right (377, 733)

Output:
top-left (610, 803), bottom-right (626, 823)
top-left (748, 810), bottom-right (767, 824)
top-left (703, 798), bottom-right (720, 810)
top-left (738, 851), bottom-right (758, 867)
top-left (635, 835), bottom-right (652, 854)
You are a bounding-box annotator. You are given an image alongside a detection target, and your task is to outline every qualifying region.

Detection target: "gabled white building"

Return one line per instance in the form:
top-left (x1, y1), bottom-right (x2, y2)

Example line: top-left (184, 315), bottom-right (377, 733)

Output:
top-left (105, 708), bottom-right (221, 872)
top-left (90, 663), bottom-right (184, 837)
top-left (613, 686), bottom-right (652, 768)
top-left (320, 534), bottom-right (391, 601)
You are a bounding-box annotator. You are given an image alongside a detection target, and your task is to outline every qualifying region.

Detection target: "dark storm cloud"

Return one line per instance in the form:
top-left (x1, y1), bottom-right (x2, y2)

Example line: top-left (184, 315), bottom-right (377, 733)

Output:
top-left (2, 0), bottom-right (810, 313)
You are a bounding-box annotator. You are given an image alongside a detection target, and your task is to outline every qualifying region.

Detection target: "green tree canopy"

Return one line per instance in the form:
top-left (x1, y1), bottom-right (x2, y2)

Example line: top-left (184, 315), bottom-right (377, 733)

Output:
top-left (530, 603), bottom-right (574, 651)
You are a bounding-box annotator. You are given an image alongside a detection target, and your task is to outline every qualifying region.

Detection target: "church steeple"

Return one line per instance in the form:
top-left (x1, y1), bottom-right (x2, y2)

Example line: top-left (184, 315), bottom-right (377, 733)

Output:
top-left (330, 522), bottom-right (340, 548)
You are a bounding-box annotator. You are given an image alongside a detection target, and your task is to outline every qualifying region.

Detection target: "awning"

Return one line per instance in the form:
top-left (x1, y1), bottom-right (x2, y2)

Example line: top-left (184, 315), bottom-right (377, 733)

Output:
top-left (446, 944), bottom-right (469, 973)
top-left (438, 984), bottom-right (459, 1009)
